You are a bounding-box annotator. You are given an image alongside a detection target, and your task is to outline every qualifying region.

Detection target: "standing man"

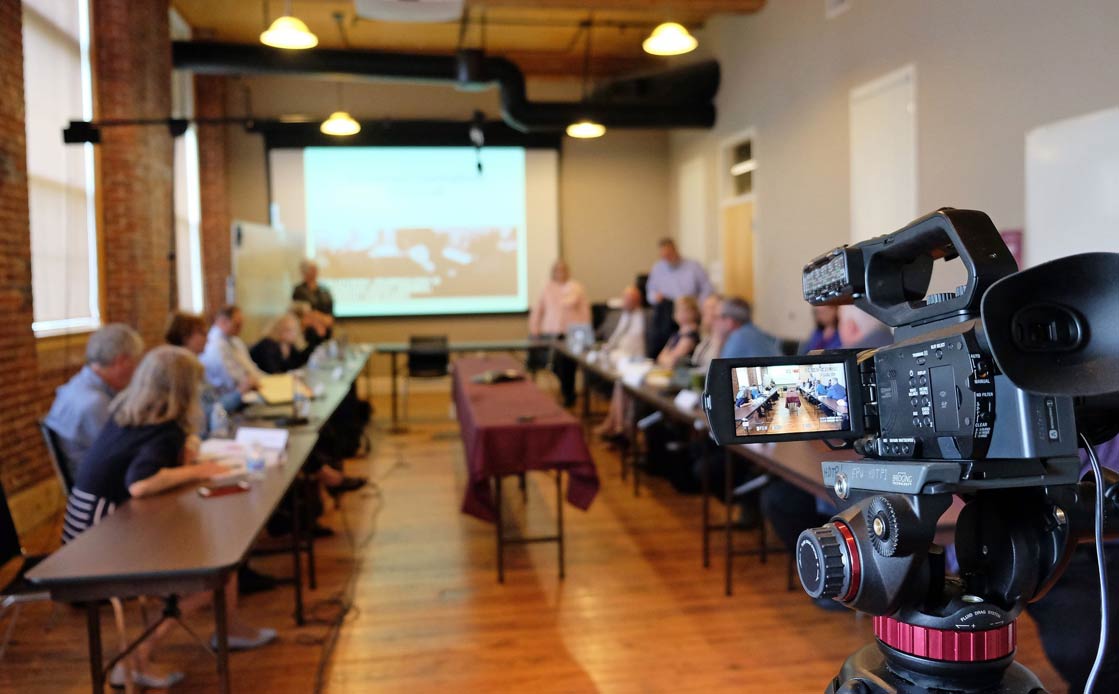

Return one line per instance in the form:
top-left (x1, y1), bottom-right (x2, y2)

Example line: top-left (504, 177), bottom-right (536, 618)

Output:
top-left (645, 238), bottom-right (714, 357)
top-left (529, 260), bottom-right (591, 407)
top-left (44, 324), bottom-right (145, 481)
top-left (292, 259), bottom-right (334, 317)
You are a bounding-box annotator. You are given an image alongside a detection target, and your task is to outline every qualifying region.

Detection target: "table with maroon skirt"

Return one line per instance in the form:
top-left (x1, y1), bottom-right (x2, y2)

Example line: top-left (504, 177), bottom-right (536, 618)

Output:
top-left (453, 356), bottom-right (600, 582)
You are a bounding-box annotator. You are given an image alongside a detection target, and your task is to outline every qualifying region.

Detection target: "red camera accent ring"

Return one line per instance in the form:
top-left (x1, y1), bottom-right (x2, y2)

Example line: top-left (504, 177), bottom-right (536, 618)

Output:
top-left (874, 616), bottom-right (1017, 662)
top-left (833, 521), bottom-right (861, 603)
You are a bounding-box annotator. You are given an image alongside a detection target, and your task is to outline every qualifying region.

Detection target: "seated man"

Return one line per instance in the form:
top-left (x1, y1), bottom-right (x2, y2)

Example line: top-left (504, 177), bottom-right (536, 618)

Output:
top-left (200, 305), bottom-right (262, 400)
top-left (826, 381), bottom-right (847, 400)
top-left (44, 324), bottom-right (144, 481)
top-left (815, 381), bottom-right (828, 396)
top-left (602, 285), bottom-right (647, 360)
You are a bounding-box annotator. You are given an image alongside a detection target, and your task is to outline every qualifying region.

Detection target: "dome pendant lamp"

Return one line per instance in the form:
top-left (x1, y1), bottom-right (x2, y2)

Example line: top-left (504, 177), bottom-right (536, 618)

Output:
top-left (261, 0), bottom-right (319, 49)
top-left (642, 22), bottom-right (697, 56)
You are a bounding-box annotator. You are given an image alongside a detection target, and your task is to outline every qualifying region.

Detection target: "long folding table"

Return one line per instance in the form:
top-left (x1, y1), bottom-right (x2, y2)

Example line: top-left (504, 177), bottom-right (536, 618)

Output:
top-left (27, 347), bottom-right (372, 693)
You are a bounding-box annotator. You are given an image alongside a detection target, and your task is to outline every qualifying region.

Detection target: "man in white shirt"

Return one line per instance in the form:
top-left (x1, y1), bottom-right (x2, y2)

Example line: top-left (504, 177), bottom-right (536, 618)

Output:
top-left (603, 286), bottom-right (646, 359)
top-left (200, 305), bottom-right (262, 399)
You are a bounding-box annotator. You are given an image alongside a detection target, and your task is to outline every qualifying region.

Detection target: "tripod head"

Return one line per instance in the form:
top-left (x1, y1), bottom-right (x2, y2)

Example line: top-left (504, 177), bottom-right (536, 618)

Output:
top-left (797, 459), bottom-right (1119, 693)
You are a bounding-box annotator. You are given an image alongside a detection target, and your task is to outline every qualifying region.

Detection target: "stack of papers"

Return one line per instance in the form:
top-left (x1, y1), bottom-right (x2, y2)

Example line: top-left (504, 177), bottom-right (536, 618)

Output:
top-left (198, 427), bottom-right (289, 470)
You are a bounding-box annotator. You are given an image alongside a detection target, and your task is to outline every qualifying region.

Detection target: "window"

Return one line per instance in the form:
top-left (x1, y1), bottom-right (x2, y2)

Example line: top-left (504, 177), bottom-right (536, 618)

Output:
top-left (728, 137), bottom-right (755, 197)
top-left (170, 9), bottom-right (204, 313)
top-left (23, 0), bottom-right (99, 335)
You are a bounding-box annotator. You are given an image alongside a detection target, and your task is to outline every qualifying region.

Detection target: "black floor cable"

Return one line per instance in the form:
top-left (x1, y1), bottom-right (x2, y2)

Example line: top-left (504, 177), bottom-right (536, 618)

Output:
top-left (299, 444), bottom-right (410, 694)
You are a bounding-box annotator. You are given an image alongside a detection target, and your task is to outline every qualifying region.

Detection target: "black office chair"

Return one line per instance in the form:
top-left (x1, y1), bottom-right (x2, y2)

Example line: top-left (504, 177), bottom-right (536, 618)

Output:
top-left (38, 420), bottom-right (74, 497)
top-left (403, 335), bottom-right (451, 421)
top-left (0, 483), bottom-right (50, 660)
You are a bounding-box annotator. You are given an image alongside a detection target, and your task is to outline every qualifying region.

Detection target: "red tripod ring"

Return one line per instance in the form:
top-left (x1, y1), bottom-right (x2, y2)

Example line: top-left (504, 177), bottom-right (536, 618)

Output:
top-left (874, 616), bottom-right (1017, 662)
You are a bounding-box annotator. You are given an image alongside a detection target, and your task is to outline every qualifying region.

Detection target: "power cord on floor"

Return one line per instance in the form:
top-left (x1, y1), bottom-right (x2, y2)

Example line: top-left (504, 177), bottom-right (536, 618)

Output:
top-left (298, 445), bottom-right (410, 693)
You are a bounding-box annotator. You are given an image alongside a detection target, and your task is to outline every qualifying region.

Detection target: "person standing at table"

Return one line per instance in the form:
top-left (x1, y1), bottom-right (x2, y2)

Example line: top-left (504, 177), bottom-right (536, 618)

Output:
top-left (645, 238), bottom-right (714, 357)
top-left (200, 305), bottom-right (262, 401)
top-left (44, 323), bottom-right (144, 481)
top-left (62, 346), bottom-right (276, 688)
top-left (292, 258), bottom-right (334, 317)
top-left (529, 259), bottom-right (591, 408)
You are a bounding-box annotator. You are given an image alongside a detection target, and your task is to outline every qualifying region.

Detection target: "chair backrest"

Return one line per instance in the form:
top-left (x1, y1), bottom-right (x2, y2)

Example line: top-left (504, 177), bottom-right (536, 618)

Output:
top-left (0, 483), bottom-right (25, 566)
top-left (38, 420), bottom-right (74, 496)
top-left (407, 335), bottom-right (449, 377)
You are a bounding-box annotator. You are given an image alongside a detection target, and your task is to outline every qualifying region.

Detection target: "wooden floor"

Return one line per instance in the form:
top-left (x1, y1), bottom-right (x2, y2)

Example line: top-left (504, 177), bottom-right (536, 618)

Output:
top-left (1, 386), bottom-right (1069, 693)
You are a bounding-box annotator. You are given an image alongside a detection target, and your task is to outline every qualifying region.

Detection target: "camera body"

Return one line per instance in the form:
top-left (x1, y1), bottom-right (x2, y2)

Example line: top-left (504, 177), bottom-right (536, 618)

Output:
top-left (701, 207), bottom-right (1119, 693)
top-left (705, 208), bottom-right (1082, 481)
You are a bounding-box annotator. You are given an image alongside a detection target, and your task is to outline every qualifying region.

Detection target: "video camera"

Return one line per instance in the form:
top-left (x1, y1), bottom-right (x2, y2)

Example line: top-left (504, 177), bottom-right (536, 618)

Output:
top-left (702, 209), bottom-right (1119, 693)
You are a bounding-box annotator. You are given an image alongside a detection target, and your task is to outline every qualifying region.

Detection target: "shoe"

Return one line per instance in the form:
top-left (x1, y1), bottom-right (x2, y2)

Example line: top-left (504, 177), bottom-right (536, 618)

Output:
top-left (326, 475), bottom-right (367, 496)
top-left (211, 627), bottom-right (278, 652)
top-left (238, 564), bottom-right (278, 595)
top-left (109, 664), bottom-right (185, 689)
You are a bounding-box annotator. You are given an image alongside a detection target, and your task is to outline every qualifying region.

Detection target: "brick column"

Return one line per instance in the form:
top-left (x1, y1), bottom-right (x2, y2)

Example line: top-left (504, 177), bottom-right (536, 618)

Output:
top-left (195, 74), bottom-right (232, 315)
top-left (92, 0), bottom-right (174, 346)
top-left (0, 0), bottom-right (52, 504)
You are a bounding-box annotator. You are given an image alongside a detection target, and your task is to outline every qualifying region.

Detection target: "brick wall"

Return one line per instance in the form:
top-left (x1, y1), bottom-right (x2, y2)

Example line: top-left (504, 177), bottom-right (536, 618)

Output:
top-left (93, 0), bottom-right (174, 347)
top-left (1, 0), bottom-right (181, 531)
top-left (195, 74), bottom-right (231, 315)
top-left (0, 0), bottom-right (52, 500)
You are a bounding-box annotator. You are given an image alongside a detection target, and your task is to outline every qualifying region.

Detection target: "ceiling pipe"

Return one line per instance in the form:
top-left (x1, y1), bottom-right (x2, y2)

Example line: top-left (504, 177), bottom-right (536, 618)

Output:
top-left (171, 41), bottom-right (718, 133)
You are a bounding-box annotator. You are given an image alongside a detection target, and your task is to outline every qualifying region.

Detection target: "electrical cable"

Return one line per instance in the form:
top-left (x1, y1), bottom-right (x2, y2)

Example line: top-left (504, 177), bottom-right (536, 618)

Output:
top-left (1079, 432), bottom-right (1109, 694)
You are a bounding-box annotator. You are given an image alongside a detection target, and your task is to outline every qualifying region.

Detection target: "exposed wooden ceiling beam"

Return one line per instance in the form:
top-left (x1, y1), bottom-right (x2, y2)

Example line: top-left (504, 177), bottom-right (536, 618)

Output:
top-left (467, 0), bottom-right (765, 14)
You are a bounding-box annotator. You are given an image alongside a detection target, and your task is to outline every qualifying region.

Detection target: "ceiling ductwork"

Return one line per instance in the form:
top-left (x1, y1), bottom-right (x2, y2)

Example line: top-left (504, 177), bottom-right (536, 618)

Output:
top-left (171, 41), bottom-right (718, 133)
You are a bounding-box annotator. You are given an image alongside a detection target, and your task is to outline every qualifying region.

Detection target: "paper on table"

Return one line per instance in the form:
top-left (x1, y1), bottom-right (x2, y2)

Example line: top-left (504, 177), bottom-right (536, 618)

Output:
top-left (619, 361), bottom-right (653, 388)
top-left (256, 374), bottom-right (314, 405)
top-left (235, 427), bottom-right (289, 452)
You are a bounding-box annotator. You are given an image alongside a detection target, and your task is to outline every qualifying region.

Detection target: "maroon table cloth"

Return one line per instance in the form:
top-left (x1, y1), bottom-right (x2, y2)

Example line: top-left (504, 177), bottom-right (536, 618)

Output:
top-left (454, 356), bottom-right (599, 522)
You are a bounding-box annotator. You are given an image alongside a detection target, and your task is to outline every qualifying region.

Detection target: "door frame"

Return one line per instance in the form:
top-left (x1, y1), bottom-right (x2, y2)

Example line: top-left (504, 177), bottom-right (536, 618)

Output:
top-left (717, 126), bottom-right (758, 301)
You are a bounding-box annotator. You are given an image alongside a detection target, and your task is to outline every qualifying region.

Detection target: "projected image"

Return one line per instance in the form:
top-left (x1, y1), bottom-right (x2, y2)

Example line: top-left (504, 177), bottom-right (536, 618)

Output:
top-left (303, 147), bottom-right (528, 317)
top-left (731, 362), bottom-right (850, 437)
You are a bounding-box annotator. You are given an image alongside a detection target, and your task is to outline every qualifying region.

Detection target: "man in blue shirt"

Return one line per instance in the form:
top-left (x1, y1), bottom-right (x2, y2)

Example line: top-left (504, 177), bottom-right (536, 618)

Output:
top-left (815, 381), bottom-right (828, 396)
top-left (826, 381), bottom-right (847, 400)
top-left (44, 324), bottom-right (144, 481)
top-left (718, 297), bottom-right (781, 359)
top-left (645, 239), bottom-right (715, 356)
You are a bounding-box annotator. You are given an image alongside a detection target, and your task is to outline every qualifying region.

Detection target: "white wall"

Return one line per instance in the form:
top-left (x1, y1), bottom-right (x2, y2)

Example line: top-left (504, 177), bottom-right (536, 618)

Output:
top-left (671, 0), bottom-right (1119, 338)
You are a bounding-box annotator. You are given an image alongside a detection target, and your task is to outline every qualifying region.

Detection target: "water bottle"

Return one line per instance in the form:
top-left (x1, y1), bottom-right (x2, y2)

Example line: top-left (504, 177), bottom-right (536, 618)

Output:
top-left (292, 372), bottom-right (311, 420)
top-left (246, 441), bottom-right (266, 477)
top-left (210, 402), bottom-right (231, 439)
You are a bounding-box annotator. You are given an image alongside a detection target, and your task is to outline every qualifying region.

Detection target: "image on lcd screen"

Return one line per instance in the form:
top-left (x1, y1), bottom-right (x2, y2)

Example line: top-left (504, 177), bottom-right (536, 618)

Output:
top-left (731, 362), bottom-right (850, 437)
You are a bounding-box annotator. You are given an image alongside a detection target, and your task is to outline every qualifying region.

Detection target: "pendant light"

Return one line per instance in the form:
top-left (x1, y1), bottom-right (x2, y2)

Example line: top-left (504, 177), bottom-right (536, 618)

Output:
top-left (320, 82), bottom-right (360, 136)
top-left (566, 20), bottom-right (605, 140)
top-left (261, 0), bottom-right (319, 50)
top-left (642, 22), bottom-right (697, 56)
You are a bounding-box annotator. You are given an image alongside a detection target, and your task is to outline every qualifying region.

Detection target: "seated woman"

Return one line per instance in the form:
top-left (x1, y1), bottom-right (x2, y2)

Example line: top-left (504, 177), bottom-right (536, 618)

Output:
top-left (596, 297), bottom-right (701, 439)
top-left (62, 346), bottom-right (276, 687)
top-left (250, 312), bottom-right (310, 374)
top-left (655, 296), bottom-right (701, 369)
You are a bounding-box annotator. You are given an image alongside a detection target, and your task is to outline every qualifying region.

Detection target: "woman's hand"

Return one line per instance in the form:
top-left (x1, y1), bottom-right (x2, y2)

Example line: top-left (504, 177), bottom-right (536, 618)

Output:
top-left (192, 461), bottom-right (232, 480)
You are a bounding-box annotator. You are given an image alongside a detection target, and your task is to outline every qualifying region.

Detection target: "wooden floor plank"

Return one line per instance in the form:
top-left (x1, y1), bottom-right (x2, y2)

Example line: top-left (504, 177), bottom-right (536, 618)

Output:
top-left (0, 388), bottom-right (1069, 693)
